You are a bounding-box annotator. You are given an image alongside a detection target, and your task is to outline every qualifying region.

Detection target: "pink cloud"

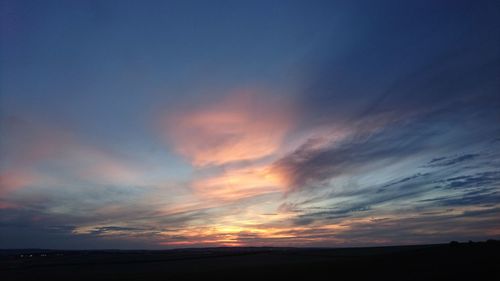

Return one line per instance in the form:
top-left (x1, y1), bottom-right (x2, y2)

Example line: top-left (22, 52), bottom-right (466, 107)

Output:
top-left (0, 116), bottom-right (150, 197)
top-left (0, 169), bottom-right (38, 196)
top-left (72, 146), bottom-right (147, 186)
top-left (162, 90), bottom-right (294, 166)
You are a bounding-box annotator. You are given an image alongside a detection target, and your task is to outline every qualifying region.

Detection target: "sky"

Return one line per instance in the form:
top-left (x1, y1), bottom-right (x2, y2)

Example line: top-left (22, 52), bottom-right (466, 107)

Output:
top-left (0, 0), bottom-right (499, 249)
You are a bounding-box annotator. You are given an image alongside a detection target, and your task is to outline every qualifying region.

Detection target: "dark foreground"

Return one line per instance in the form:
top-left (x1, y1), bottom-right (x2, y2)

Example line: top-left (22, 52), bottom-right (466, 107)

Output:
top-left (1, 241), bottom-right (499, 281)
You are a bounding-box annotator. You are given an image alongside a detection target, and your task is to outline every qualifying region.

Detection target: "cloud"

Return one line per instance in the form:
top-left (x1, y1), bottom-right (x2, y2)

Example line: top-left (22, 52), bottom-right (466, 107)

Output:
top-left (158, 89), bottom-right (294, 208)
top-left (273, 0), bottom-right (500, 194)
top-left (381, 173), bottom-right (430, 189)
top-left (295, 0), bottom-right (500, 130)
top-left (0, 116), bottom-right (151, 198)
top-left (0, 169), bottom-right (40, 196)
top-left (441, 171), bottom-right (500, 190)
top-left (274, 148), bottom-right (500, 228)
top-left (426, 154), bottom-right (481, 167)
top-left (273, 118), bottom-right (435, 191)
top-left (162, 90), bottom-right (294, 166)
top-left (192, 165), bottom-right (284, 202)
top-left (274, 94), bottom-right (499, 192)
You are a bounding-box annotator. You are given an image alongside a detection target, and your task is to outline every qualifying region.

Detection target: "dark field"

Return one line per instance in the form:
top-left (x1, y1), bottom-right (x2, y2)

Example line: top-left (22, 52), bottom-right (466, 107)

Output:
top-left (1, 241), bottom-right (499, 281)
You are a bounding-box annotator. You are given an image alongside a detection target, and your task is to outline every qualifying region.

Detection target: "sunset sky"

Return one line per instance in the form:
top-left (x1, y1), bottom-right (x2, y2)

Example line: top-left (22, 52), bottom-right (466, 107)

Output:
top-left (1, 0), bottom-right (499, 249)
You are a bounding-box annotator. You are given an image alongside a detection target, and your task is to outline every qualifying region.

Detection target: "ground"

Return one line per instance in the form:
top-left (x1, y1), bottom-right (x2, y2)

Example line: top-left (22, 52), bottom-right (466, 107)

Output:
top-left (1, 241), bottom-right (499, 280)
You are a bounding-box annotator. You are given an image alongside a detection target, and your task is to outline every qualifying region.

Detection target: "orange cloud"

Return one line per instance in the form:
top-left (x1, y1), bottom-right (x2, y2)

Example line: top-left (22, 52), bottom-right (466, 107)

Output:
top-left (193, 165), bottom-right (285, 201)
top-left (157, 221), bottom-right (349, 247)
top-left (163, 90), bottom-right (294, 166)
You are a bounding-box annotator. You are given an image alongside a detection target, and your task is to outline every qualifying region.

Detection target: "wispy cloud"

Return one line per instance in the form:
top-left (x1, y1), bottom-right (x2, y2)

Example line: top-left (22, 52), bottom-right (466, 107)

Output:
top-left (0, 116), bottom-right (153, 198)
top-left (162, 90), bottom-right (294, 166)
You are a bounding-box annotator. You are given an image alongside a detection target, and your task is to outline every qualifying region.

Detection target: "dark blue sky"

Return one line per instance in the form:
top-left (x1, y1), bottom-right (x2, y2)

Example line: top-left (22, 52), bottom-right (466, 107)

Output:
top-left (1, 0), bottom-right (499, 249)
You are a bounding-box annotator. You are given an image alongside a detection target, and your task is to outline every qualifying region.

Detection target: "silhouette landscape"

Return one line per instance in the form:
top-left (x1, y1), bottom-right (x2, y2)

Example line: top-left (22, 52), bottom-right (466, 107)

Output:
top-left (2, 241), bottom-right (500, 280)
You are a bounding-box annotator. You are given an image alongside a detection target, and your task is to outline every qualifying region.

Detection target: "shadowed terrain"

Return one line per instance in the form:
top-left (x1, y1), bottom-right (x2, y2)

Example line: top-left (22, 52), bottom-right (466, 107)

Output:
top-left (1, 241), bottom-right (499, 280)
